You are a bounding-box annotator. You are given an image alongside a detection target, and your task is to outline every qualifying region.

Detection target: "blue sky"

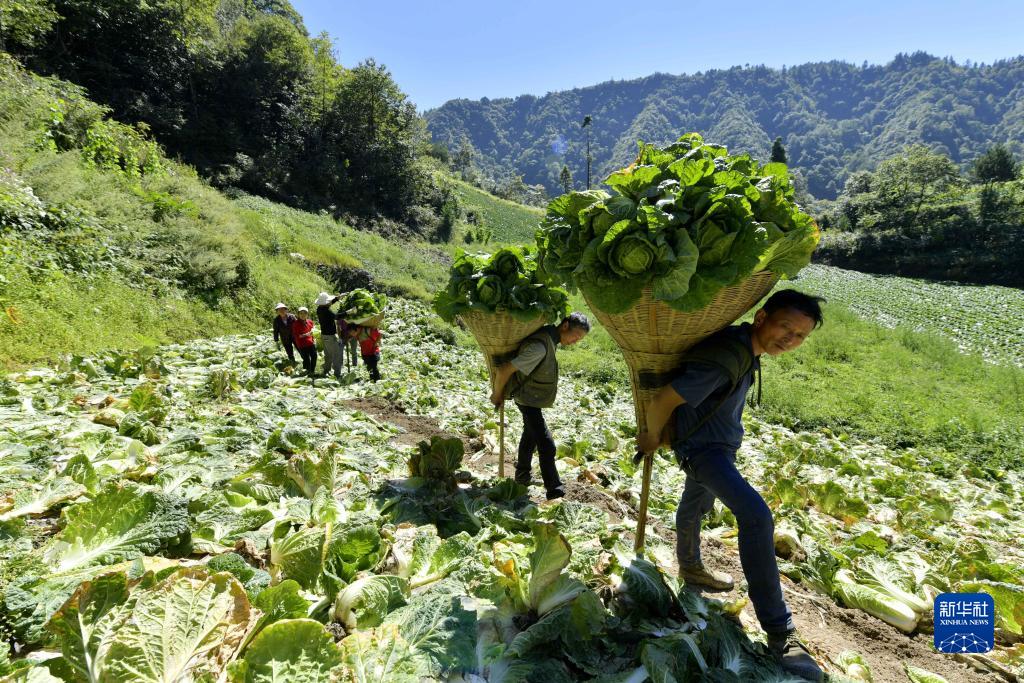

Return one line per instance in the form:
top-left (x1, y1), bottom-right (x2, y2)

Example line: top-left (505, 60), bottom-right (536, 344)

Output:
top-left (292, 0), bottom-right (1024, 111)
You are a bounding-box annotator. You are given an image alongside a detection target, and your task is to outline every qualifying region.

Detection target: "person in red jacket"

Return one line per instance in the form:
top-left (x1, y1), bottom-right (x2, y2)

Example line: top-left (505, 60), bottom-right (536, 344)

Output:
top-left (355, 325), bottom-right (383, 382)
top-left (291, 307), bottom-right (317, 377)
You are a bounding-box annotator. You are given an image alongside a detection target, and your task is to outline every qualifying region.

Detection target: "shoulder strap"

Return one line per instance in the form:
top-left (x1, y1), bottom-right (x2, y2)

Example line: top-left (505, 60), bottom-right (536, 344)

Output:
top-left (657, 332), bottom-right (757, 459)
top-left (499, 330), bottom-right (552, 399)
top-left (680, 333), bottom-right (753, 386)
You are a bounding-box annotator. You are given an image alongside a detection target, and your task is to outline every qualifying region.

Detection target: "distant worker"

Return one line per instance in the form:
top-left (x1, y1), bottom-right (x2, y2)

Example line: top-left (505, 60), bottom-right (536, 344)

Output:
top-left (272, 303), bottom-right (296, 364)
top-left (338, 318), bottom-right (360, 371)
top-left (636, 290), bottom-right (826, 683)
top-left (489, 313), bottom-right (590, 501)
top-left (355, 325), bottom-right (383, 382)
top-left (291, 307), bottom-right (317, 377)
top-left (314, 292), bottom-right (343, 379)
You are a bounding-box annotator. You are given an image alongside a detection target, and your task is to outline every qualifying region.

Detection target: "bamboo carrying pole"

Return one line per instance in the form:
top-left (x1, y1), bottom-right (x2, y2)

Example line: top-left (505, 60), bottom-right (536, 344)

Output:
top-left (583, 271), bottom-right (779, 558)
top-left (498, 403), bottom-right (506, 478)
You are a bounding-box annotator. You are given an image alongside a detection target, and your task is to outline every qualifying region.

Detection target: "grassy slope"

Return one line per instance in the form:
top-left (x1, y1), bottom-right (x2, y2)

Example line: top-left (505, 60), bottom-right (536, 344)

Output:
top-left (0, 57), bottom-right (453, 370)
top-left (557, 282), bottom-right (1024, 468)
top-left (452, 178), bottom-right (543, 245)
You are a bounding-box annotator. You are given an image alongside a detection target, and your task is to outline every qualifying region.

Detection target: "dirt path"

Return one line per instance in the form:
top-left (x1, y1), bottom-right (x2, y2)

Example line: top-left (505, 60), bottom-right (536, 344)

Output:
top-left (348, 398), bottom-right (1007, 683)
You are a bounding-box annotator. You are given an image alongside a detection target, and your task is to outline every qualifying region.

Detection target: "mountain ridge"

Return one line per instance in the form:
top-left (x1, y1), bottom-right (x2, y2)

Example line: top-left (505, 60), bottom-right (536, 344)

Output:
top-left (425, 52), bottom-right (1024, 199)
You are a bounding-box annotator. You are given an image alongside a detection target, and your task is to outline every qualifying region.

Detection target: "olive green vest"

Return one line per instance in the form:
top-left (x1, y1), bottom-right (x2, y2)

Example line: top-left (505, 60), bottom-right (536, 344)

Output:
top-left (512, 328), bottom-right (559, 409)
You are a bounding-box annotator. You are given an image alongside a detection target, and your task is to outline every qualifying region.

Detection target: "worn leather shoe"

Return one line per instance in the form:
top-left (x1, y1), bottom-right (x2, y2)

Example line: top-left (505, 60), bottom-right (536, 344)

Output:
top-left (767, 630), bottom-right (824, 682)
top-left (679, 562), bottom-right (734, 591)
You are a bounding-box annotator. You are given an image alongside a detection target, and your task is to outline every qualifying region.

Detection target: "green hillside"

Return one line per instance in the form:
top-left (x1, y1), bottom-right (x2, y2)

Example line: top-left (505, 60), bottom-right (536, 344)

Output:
top-left (4, 52), bottom-right (1023, 470)
top-left (0, 55), bottom-right (451, 370)
top-left (426, 53), bottom-right (1024, 200)
top-left (452, 177), bottom-right (543, 244)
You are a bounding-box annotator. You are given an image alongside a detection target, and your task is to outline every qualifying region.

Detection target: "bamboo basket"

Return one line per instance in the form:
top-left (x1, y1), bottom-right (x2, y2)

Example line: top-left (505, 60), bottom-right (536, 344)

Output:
top-left (582, 270), bottom-right (779, 554)
top-left (459, 310), bottom-right (547, 383)
top-left (350, 312), bottom-right (385, 328)
top-left (459, 309), bottom-right (548, 478)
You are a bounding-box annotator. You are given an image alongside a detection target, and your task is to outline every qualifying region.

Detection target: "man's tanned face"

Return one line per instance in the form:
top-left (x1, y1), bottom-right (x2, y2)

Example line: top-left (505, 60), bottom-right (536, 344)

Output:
top-left (752, 307), bottom-right (815, 356)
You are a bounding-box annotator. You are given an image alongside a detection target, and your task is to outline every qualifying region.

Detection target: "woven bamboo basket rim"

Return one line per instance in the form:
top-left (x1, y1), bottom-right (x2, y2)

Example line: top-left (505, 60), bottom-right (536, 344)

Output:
top-left (459, 310), bottom-right (547, 349)
top-left (459, 309), bottom-right (549, 384)
top-left (583, 271), bottom-right (779, 427)
top-left (349, 311), bottom-right (385, 327)
top-left (584, 271), bottom-right (779, 356)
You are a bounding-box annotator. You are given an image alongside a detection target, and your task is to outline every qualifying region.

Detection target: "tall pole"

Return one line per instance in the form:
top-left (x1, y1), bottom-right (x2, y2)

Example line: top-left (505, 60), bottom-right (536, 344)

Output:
top-left (581, 115), bottom-right (592, 190)
top-left (586, 128), bottom-right (591, 190)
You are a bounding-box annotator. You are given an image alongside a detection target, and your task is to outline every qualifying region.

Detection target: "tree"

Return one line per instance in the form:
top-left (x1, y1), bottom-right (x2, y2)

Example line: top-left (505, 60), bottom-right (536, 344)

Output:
top-left (320, 58), bottom-right (420, 217)
top-left (0, 0), bottom-right (58, 52)
top-left (873, 145), bottom-right (959, 231)
top-left (843, 171), bottom-right (873, 196)
top-left (453, 135), bottom-right (477, 182)
top-left (972, 144), bottom-right (1019, 183)
top-left (559, 164), bottom-right (572, 194)
top-left (308, 31), bottom-right (342, 131)
top-left (195, 13), bottom-right (313, 193)
top-left (770, 136), bottom-right (788, 164)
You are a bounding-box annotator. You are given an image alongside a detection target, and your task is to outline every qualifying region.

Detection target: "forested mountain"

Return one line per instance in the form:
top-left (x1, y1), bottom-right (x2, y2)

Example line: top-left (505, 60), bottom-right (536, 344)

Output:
top-left (2, 0), bottom-right (459, 236)
top-left (425, 53), bottom-right (1024, 199)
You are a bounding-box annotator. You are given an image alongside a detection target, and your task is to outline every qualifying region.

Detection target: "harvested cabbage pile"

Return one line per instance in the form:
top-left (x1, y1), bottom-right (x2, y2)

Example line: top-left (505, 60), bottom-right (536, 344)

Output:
top-left (535, 132), bottom-right (820, 313)
top-left (338, 288), bottom-right (387, 323)
top-left (432, 247), bottom-right (570, 323)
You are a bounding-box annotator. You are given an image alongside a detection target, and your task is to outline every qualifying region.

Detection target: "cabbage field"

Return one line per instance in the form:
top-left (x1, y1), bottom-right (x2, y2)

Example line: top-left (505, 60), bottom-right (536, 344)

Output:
top-left (1, 299), bottom-right (1022, 682)
top-left (792, 265), bottom-right (1024, 368)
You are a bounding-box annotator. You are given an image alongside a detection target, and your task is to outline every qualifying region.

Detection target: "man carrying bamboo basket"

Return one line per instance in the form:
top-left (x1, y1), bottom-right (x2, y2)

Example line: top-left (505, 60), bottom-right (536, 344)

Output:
top-left (637, 289), bottom-right (825, 682)
top-left (489, 312), bottom-right (590, 500)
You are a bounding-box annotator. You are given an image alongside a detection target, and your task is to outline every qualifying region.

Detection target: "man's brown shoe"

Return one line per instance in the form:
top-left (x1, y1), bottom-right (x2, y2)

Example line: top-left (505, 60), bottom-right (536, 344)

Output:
top-left (767, 630), bottom-right (824, 682)
top-left (679, 562), bottom-right (735, 591)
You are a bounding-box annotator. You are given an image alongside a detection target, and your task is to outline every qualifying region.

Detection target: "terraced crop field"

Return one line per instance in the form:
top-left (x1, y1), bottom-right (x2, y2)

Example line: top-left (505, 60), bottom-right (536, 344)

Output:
top-left (793, 265), bottom-right (1024, 367)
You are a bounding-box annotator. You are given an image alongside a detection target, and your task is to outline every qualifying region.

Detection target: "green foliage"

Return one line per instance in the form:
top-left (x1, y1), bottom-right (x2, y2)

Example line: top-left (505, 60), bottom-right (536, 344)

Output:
top-left (0, 56), bottom-right (464, 370)
top-left (10, 0), bottom-right (450, 228)
top-left (770, 136), bottom-right (787, 164)
top-left (559, 165), bottom-right (573, 194)
top-left (0, 297), bottom-right (1022, 679)
top-left (408, 436), bottom-right (464, 484)
top-left (754, 284), bottom-right (1024, 468)
top-left (337, 289), bottom-right (388, 323)
top-left (536, 133), bottom-right (818, 313)
top-left (432, 247), bottom-right (571, 324)
top-left (454, 177), bottom-right (542, 245)
top-left (819, 145), bottom-right (1024, 286)
top-left (229, 618), bottom-right (343, 682)
top-left (0, 0), bottom-right (57, 52)
top-left (972, 143), bottom-right (1020, 184)
top-left (80, 120), bottom-right (163, 180)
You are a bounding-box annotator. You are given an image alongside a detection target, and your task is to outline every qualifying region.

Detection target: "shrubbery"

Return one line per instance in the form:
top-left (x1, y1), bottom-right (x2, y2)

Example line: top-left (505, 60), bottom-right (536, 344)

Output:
top-left (817, 144), bottom-right (1024, 285)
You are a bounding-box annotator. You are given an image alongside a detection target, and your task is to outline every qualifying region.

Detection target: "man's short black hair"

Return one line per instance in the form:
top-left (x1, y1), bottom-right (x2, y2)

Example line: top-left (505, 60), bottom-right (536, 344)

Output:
top-left (561, 312), bottom-right (591, 332)
top-left (762, 290), bottom-right (826, 328)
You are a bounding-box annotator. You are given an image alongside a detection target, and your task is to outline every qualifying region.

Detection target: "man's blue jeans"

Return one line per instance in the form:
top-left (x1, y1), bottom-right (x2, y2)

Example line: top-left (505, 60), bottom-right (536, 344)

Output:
top-left (675, 446), bottom-right (795, 635)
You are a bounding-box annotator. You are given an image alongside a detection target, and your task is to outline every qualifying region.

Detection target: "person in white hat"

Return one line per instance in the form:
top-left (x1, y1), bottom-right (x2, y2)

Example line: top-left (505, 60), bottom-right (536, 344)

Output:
top-left (314, 292), bottom-right (343, 379)
top-left (291, 307), bottom-right (317, 377)
top-left (271, 303), bottom-right (296, 364)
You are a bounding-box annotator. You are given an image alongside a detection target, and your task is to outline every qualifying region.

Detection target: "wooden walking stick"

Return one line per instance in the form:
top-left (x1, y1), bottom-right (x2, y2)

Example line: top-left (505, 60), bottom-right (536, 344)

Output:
top-left (634, 450), bottom-right (654, 556)
top-left (498, 402), bottom-right (506, 478)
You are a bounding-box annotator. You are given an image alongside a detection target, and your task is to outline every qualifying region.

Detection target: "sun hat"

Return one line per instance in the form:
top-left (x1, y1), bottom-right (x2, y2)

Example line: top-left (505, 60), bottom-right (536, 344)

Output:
top-left (274, 302), bottom-right (287, 310)
top-left (297, 306), bottom-right (309, 313)
top-left (314, 292), bottom-right (335, 306)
